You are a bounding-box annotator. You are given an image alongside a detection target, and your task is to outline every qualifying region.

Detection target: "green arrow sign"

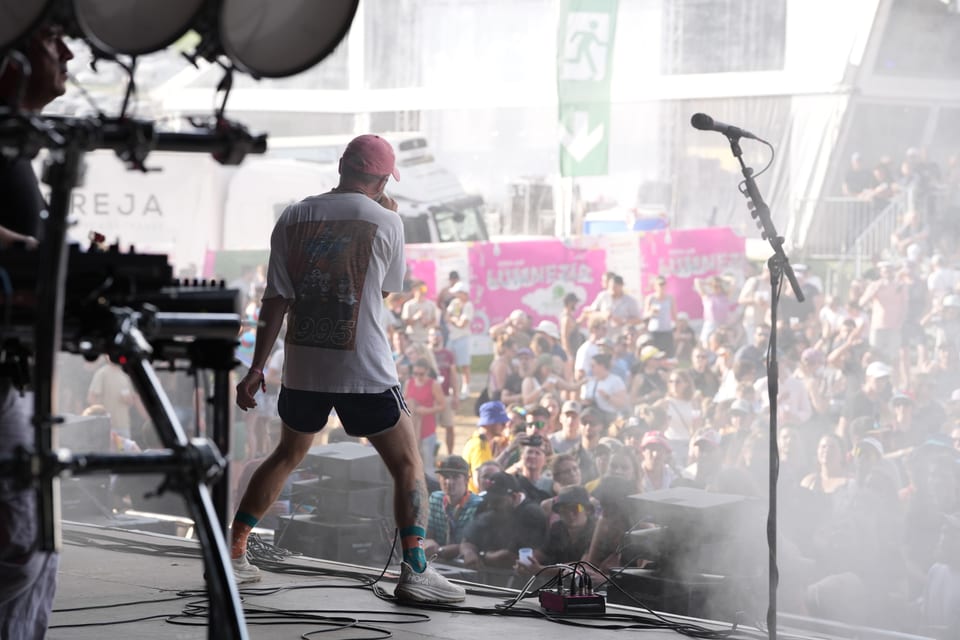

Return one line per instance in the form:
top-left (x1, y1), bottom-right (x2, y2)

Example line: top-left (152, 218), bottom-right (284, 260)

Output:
top-left (557, 0), bottom-right (618, 177)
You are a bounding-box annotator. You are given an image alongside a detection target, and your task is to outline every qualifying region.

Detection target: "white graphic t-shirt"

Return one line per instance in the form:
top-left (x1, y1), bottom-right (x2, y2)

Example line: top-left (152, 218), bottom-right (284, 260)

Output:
top-left (263, 192), bottom-right (405, 393)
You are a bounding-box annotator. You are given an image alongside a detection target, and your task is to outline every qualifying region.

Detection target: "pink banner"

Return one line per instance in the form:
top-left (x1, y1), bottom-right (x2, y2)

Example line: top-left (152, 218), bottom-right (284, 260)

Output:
top-left (637, 228), bottom-right (746, 319)
top-left (467, 240), bottom-right (606, 333)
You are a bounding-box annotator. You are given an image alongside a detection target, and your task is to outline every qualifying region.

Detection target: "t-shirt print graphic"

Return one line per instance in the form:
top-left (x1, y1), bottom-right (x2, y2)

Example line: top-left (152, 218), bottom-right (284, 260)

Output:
top-left (285, 219), bottom-right (376, 351)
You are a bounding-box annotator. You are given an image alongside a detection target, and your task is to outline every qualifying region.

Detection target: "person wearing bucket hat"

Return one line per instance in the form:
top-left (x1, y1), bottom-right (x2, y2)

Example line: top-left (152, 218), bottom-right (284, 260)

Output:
top-left (424, 456), bottom-right (483, 561)
top-left (462, 401), bottom-right (509, 492)
top-left (532, 318), bottom-right (569, 363)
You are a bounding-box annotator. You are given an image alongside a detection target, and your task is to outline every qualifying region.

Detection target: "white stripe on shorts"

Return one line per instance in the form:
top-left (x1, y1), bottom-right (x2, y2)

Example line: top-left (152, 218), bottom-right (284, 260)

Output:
top-left (390, 385), bottom-right (412, 417)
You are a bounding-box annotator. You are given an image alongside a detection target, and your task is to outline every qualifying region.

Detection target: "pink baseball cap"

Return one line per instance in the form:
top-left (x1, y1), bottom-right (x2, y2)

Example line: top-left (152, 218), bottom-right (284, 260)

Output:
top-left (341, 134), bottom-right (400, 181)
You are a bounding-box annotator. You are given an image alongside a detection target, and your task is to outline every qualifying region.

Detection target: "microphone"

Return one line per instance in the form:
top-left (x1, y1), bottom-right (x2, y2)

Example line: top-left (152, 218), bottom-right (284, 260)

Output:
top-left (690, 113), bottom-right (761, 141)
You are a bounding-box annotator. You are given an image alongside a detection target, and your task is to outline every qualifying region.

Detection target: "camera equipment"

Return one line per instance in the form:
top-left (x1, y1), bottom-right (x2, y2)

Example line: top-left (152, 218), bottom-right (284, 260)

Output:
top-left (1, 2), bottom-right (361, 636)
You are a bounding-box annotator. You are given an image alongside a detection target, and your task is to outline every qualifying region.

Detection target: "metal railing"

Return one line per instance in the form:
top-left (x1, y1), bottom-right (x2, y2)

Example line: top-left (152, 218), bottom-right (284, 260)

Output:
top-left (850, 196), bottom-right (906, 274)
top-left (794, 196), bottom-right (883, 259)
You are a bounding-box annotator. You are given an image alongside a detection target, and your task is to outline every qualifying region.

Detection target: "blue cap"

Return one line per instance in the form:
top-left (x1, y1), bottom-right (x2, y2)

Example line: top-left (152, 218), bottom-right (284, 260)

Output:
top-left (478, 401), bottom-right (509, 426)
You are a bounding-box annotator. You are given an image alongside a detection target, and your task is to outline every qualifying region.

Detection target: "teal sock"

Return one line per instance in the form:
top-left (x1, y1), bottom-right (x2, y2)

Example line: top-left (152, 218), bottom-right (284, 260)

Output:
top-left (399, 525), bottom-right (427, 573)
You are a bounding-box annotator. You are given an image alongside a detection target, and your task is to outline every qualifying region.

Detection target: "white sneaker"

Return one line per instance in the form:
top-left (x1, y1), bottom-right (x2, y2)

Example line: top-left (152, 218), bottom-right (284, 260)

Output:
top-left (231, 555), bottom-right (262, 585)
top-left (395, 561), bottom-right (466, 603)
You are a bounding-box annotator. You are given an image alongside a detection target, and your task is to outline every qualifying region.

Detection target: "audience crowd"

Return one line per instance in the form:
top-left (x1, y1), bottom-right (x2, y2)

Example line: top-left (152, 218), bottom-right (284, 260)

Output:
top-left (55, 147), bottom-right (960, 637)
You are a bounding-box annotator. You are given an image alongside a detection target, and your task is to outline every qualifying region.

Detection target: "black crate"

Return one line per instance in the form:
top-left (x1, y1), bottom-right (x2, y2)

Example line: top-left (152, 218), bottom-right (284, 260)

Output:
top-left (274, 514), bottom-right (391, 565)
top-left (304, 442), bottom-right (391, 486)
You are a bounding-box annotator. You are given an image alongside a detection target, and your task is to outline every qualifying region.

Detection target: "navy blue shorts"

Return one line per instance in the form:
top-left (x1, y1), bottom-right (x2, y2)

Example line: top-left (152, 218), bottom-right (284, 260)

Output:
top-left (277, 385), bottom-right (409, 437)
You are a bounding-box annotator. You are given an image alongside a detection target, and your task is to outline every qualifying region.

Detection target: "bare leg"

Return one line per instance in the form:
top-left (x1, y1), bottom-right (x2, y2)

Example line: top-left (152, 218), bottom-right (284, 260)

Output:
top-left (367, 412), bottom-right (427, 530)
top-left (231, 424), bottom-right (314, 556)
top-left (444, 423), bottom-right (455, 456)
top-left (458, 365), bottom-right (471, 397)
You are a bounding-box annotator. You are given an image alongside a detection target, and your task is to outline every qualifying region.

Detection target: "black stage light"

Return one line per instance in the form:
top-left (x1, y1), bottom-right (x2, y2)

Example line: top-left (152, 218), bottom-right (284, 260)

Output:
top-left (219, 0), bottom-right (359, 78)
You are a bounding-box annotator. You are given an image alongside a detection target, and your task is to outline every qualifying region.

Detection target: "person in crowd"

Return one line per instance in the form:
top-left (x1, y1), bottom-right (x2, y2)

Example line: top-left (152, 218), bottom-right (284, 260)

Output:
top-left (543, 453), bottom-right (585, 501)
top-left (801, 434), bottom-right (851, 498)
top-left (837, 361), bottom-right (894, 444)
top-left (694, 275), bottom-right (734, 346)
top-left (581, 353), bottom-right (629, 425)
top-left (573, 317), bottom-right (608, 381)
top-left (843, 152), bottom-right (874, 197)
top-left (688, 346), bottom-right (721, 398)
top-left (424, 455), bottom-right (483, 562)
top-left (0, 23), bottom-right (74, 636)
top-left (920, 514), bottom-right (960, 637)
top-left (662, 369), bottom-right (700, 463)
top-left (560, 292), bottom-right (586, 363)
top-left (533, 319), bottom-right (569, 363)
top-left (403, 358), bottom-right (446, 480)
top-left (924, 342), bottom-right (960, 400)
top-left (462, 401), bottom-right (510, 492)
top-left (673, 311), bottom-right (699, 363)
top-left (460, 472), bottom-right (547, 572)
top-left (523, 485), bottom-right (598, 571)
top-left (926, 254), bottom-right (958, 301)
top-left (644, 275), bottom-right (676, 356)
top-left (446, 281), bottom-right (474, 399)
top-left (428, 327), bottom-right (459, 456)
top-left (510, 435), bottom-right (553, 503)
top-left (585, 273), bottom-right (641, 334)
top-left (489, 308), bottom-right (534, 348)
top-left (586, 444), bottom-right (641, 494)
top-left (496, 406), bottom-right (554, 470)
top-left (87, 356), bottom-right (145, 441)
top-left (390, 329), bottom-right (413, 383)
top-left (584, 476), bottom-right (639, 576)
top-left (230, 133), bottom-right (464, 602)
top-left (680, 428), bottom-right (723, 489)
top-left (550, 400), bottom-right (585, 454)
top-left (473, 460), bottom-right (501, 491)
top-left (401, 280), bottom-right (438, 345)
top-left (859, 261), bottom-right (909, 366)
top-left (630, 345), bottom-right (669, 405)
top-left (435, 270), bottom-right (459, 344)
top-left (638, 430), bottom-right (676, 491)
top-left (485, 337), bottom-right (519, 406)
top-left (521, 354), bottom-right (579, 410)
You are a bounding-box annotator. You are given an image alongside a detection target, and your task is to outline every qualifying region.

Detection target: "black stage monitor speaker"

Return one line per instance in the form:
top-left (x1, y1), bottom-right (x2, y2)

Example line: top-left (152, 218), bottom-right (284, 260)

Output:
top-left (627, 486), bottom-right (757, 542)
top-left (275, 513), bottom-right (390, 566)
top-left (304, 441), bottom-right (391, 487)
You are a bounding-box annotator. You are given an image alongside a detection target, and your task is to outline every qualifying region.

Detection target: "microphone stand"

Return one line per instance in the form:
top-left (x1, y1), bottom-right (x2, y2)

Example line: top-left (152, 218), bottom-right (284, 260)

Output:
top-left (725, 134), bottom-right (804, 640)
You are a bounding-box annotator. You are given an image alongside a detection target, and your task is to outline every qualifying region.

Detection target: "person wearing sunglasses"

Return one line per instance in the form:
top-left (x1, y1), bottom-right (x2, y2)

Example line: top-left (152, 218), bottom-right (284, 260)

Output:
top-left (495, 406), bottom-right (554, 471)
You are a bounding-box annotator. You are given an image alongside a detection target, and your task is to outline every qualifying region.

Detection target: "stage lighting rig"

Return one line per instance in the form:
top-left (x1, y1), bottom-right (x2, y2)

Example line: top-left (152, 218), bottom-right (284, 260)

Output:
top-left (1, 2), bottom-right (361, 638)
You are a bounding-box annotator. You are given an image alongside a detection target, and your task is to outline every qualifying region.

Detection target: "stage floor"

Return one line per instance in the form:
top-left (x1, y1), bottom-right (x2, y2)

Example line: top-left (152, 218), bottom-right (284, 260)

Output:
top-left (49, 522), bottom-right (771, 640)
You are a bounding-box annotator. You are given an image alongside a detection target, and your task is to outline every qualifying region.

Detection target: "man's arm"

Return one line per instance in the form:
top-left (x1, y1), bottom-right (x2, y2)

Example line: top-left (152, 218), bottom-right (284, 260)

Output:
top-left (236, 296), bottom-right (290, 411)
top-left (0, 224), bottom-right (38, 249)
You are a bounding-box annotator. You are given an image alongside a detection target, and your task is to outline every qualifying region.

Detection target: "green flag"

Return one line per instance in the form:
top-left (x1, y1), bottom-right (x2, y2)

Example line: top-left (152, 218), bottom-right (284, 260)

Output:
top-left (557, 0), bottom-right (618, 177)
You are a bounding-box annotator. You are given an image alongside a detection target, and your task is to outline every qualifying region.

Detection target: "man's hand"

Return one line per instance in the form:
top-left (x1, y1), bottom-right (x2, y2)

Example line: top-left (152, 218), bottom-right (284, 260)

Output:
top-left (236, 369), bottom-right (265, 411)
top-left (376, 192), bottom-right (398, 212)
